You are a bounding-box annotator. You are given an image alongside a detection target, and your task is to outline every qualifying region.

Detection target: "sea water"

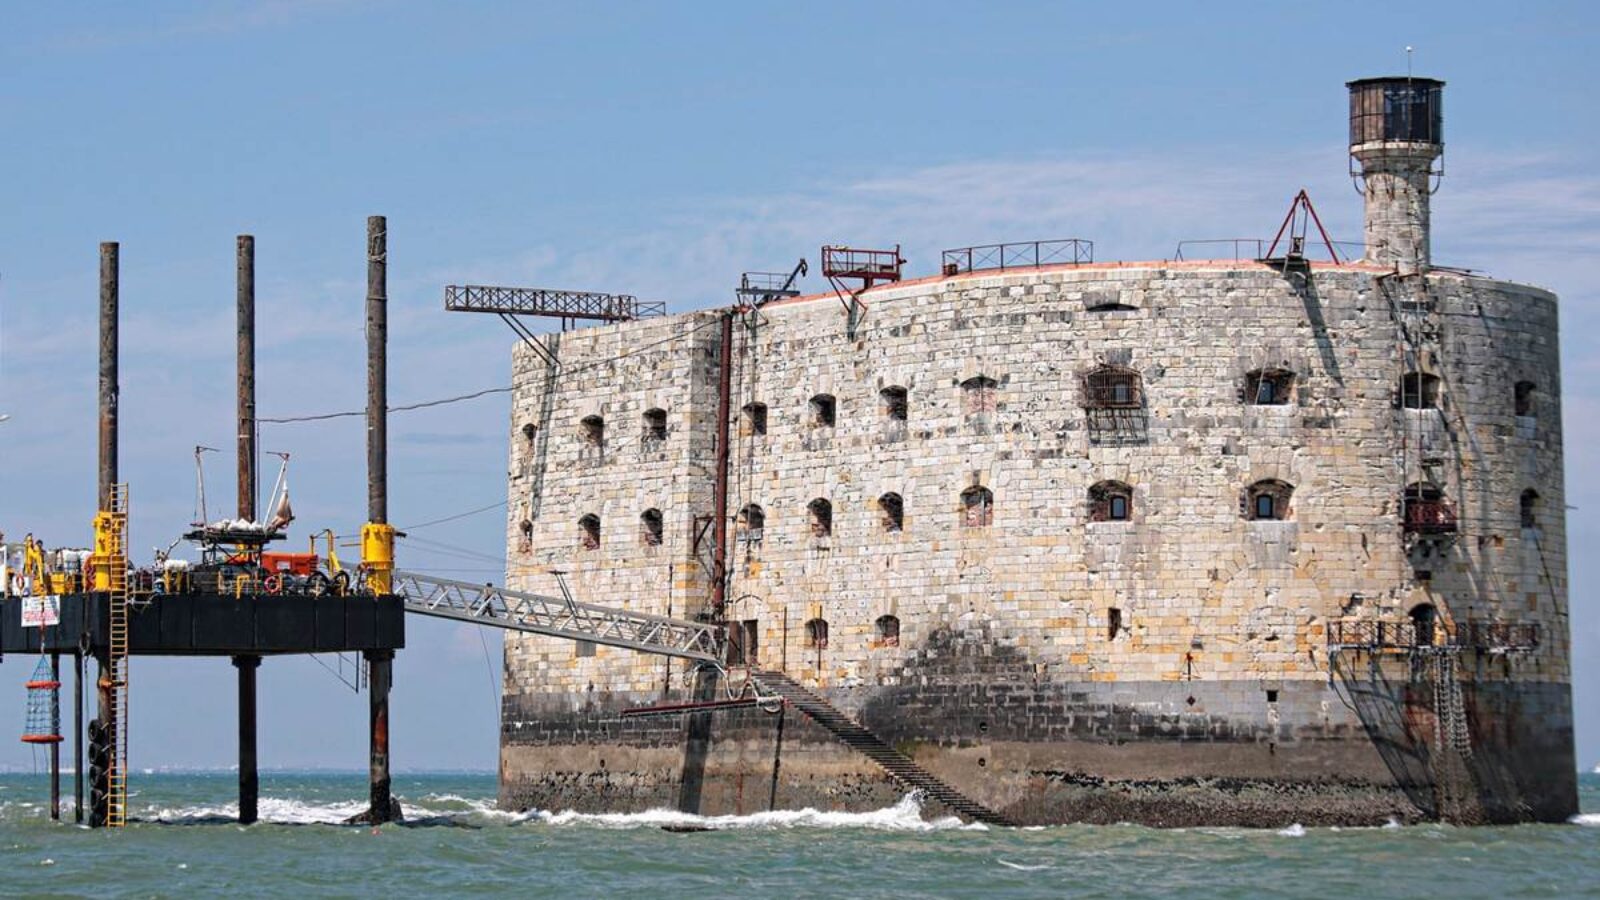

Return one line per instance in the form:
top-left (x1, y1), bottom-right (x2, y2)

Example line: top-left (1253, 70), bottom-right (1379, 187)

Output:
top-left (0, 772), bottom-right (1594, 898)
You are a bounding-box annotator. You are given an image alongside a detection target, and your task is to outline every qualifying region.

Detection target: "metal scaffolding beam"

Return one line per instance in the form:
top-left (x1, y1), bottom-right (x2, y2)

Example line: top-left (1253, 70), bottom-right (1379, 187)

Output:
top-left (444, 284), bottom-right (666, 323)
top-left (392, 570), bottom-right (721, 663)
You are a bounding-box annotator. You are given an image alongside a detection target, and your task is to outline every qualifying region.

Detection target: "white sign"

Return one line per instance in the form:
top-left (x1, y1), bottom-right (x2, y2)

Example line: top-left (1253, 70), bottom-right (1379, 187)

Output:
top-left (22, 596), bottom-right (60, 628)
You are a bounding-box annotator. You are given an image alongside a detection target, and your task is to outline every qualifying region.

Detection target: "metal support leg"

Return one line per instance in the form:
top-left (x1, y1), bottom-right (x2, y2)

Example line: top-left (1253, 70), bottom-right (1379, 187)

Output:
top-left (91, 650), bottom-right (110, 828)
top-left (74, 650), bottom-right (83, 824)
top-left (234, 655), bottom-right (260, 824)
top-left (366, 650), bottom-right (395, 824)
top-left (50, 653), bottom-right (60, 821)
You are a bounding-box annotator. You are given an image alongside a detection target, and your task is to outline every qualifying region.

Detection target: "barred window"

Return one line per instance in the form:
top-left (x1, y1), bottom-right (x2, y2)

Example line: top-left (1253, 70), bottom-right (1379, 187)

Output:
top-left (961, 486), bottom-right (993, 528)
top-left (1399, 372), bottom-right (1441, 410)
top-left (804, 617), bottom-right (829, 650)
top-left (1083, 365), bottom-right (1142, 409)
top-left (1402, 483), bottom-right (1456, 535)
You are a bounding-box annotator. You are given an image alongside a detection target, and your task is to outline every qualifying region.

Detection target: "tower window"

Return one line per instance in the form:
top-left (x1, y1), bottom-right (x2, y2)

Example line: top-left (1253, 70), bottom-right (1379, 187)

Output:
top-left (1089, 481), bottom-right (1133, 522)
top-left (961, 486), bottom-right (993, 528)
top-left (521, 422), bottom-right (538, 445)
top-left (878, 493), bottom-right (904, 533)
top-left (578, 514), bottom-right (601, 550)
top-left (1082, 365), bottom-right (1142, 409)
top-left (642, 408), bottom-right (667, 446)
top-left (880, 386), bottom-right (908, 441)
top-left (1521, 489), bottom-right (1540, 529)
top-left (1244, 368), bottom-right (1295, 406)
top-left (808, 498), bottom-right (833, 538)
top-left (875, 615), bottom-right (901, 647)
top-left (640, 508), bottom-right (664, 547)
top-left (579, 415), bottom-right (605, 452)
top-left (1402, 483), bottom-right (1456, 535)
top-left (804, 617), bottom-right (829, 650)
top-left (741, 402), bottom-right (768, 437)
top-left (1409, 603), bottom-right (1438, 647)
top-left (1399, 372), bottom-right (1441, 410)
top-left (1514, 381), bottom-right (1536, 417)
top-left (1244, 480), bottom-right (1294, 521)
top-left (809, 394), bottom-right (837, 428)
top-left (738, 504), bottom-right (765, 543)
top-left (1107, 607), bottom-right (1123, 640)
top-left (961, 375), bottom-right (998, 424)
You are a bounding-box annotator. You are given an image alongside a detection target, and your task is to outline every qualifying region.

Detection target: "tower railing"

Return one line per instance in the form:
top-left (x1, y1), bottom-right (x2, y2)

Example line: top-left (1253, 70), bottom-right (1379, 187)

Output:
top-left (941, 238), bottom-right (1092, 276)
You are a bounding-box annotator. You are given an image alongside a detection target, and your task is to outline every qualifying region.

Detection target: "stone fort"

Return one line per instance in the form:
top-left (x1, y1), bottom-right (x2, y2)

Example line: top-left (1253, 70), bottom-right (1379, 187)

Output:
top-left (494, 76), bottom-right (1574, 826)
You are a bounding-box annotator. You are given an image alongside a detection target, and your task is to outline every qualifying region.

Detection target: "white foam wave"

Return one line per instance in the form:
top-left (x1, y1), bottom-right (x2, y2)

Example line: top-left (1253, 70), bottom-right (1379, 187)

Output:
top-left (1276, 823), bottom-right (1306, 837)
top-left (1569, 813), bottom-right (1600, 827)
top-left (534, 793), bottom-right (984, 832)
top-left (997, 859), bottom-right (1053, 871)
top-left (138, 791), bottom-right (972, 831)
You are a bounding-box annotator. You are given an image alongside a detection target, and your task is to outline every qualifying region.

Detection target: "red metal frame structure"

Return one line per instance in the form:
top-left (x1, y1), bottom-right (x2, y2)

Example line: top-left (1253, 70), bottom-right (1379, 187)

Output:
top-left (1263, 190), bottom-right (1343, 264)
top-left (821, 245), bottom-right (904, 288)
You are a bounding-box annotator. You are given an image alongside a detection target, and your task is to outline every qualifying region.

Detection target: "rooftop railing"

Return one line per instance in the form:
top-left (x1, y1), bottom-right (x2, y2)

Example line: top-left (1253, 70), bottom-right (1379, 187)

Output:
top-left (941, 239), bottom-right (1093, 276)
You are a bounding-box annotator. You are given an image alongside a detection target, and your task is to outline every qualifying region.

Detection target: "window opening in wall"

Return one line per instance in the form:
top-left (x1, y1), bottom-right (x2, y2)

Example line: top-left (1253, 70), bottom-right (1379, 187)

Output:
top-left (961, 375), bottom-right (998, 429)
top-left (1089, 481), bottom-right (1133, 522)
top-left (1521, 489), bottom-right (1540, 529)
top-left (1245, 479), bottom-right (1294, 521)
top-left (1266, 689), bottom-right (1279, 703)
top-left (804, 617), bottom-right (829, 649)
top-left (521, 422), bottom-right (538, 445)
top-left (961, 485), bottom-right (993, 528)
top-left (1245, 368), bottom-right (1295, 406)
top-left (575, 640), bottom-right (596, 658)
top-left (809, 394), bottom-right (837, 428)
top-left (640, 508), bottom-right (664, 547)
top-left (727, 619), bottom-right (759, 665)
top-left (1082, 365), bottom-right (1148, 446)
top-left (578, 513), bottom-right (601, 550)
top-left (875, 614), bottom-right (900, 647)
top-left (579, 415), bottom-right (605, 455)
top-left (1399, 372), bottom-right (1441, 410)
top-left (738, 504), bottom-right (765, 543)
top-left (1409, 603), bottom-right (1438, 647)
top-left (808, 498), bottom-right (833, 538)
top-left (878, 493), bottom-right (904, 533)
top-left (642, 408), bottom-right (667, 446)
top-left (1107, 607), bottom-right (1122, 640)
top-left (1402, 483), bottom-right (1456, 535)
top-left (881, 386), bottom-right (908, 422)
top-left (1084, 365), bottom-right (1142, 408)
top-left (741, 402), bottom-right (768, 437)
top-left (1515, 381), bottom-right (1536, 417)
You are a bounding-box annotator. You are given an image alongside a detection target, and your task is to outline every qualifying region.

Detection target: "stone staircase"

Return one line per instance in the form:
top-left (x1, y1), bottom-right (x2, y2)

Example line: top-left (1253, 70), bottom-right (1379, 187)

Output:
top-left (749, 671), bottom-right (1017, 827)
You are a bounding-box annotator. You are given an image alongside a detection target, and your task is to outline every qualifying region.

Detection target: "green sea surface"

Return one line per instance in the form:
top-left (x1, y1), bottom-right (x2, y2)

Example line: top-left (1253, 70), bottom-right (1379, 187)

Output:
top-left (0, 771), bottom-right (1594, 898)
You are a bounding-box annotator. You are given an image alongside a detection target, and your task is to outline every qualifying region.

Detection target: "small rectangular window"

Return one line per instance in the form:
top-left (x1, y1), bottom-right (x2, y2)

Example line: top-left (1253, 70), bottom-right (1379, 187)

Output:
top-left (1255, 494), bottom-right (1274, 520)
top-left (1109, 495), bottom-right (1128, 521)
top-left (1107, 607), bottom-right (1122, 640)
top-left (1265, 689), bottom-right (1279, 703)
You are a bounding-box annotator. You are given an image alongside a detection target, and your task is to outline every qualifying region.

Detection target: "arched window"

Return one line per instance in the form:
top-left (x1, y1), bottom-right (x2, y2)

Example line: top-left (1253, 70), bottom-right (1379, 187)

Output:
top-left (808, 498), bottom-right (833, 538)
top-left (1244, 480), bottom-right (1293, 521)
top-left (1244, 368), bottom-right (1295, 406)
top-left (642, 408), bottom-right (667, 446)
top-left (1402, 483), bottom-right (1456, 535)
top-left (1082, 365), bottom-right (1142, 409)
top-left (741, 402), bottom-right (768, 437)
top-left (804, 617), bottom-right (829, 650)
top-left (878, 493), bottom-right (904, 533)
top-left (875, 614), bottom-right (901, 647)
top-left (1514, 381), bottom-right (1536, 417)
top-left (639, 508), bottom-right (664, 547)
top-left (1399, 372), bottom-right (1441, 410)
top-left (809, 394), bottom-right (837, 428)
top-left (961, 375), bottom-right (998, 419)
top-left (579, 415), bottom-right (605, 453)
top-left (578, 514), bottom-right (601, 550)
top-left (1089, 481), bottom-right (1133, 522)
top-left (961, 485), bottom-right (993, 528)
top-left (1521, 488), bottom-right (1540, 529)
top-left (1409, 603), bottom-right (1438, 647)
top-left (738, 504), bottom-right (765, 543)
top-left (521, 422), bottom-right (538, 445)
top-left (880, 386), bottom-right (908, 441)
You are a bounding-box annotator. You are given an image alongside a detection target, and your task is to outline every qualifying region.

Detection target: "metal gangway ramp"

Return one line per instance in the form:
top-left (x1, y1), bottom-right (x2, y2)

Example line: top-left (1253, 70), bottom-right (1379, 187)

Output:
top-left (392, 570), bottom-right (722, 663)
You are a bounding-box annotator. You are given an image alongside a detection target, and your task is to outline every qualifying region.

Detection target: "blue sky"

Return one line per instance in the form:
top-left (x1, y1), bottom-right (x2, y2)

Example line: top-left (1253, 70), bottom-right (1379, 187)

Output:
top-left (1, 2), bottom-right (1596, 775)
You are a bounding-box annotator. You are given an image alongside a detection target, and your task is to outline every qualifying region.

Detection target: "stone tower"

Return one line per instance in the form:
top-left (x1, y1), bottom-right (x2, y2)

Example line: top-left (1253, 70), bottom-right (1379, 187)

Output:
top-left (1348, 76), bottom-right (1444, 273)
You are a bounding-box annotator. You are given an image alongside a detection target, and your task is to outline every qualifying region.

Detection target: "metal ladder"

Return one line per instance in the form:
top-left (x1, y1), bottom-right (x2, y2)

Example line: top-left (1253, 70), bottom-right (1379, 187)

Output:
top-left (106, 484), bottom-right (130, 828)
